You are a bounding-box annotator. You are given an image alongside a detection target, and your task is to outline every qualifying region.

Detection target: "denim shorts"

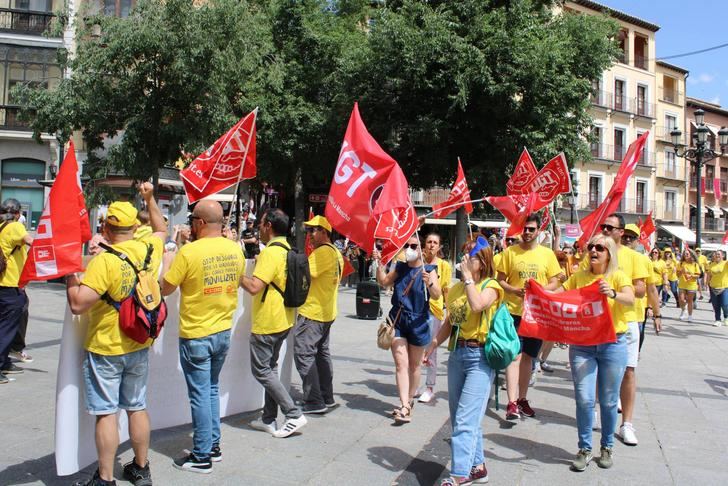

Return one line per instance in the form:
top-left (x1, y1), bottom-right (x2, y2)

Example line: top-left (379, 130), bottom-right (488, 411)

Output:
top-left (394, 315), bottom-right (431, 347)
top-left (82, 348), bottom-right (149, 415)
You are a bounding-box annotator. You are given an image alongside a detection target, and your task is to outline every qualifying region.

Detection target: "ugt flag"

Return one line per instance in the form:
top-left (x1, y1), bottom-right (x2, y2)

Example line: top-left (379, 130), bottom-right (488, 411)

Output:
top-left (325, 103), bottom-right (417, 264)
top-left (431, 158), bottom-right (473, 218)
top-left (639, 212), bottom-right (656, 251)
top-left (520, 280), bottom-right (616, 346)
top-left (19, 140), bottom-right (91, 287)
top-left (506, 148), bottom-right (538, 195)
top-left (181, 109), bottom-right (257, 203)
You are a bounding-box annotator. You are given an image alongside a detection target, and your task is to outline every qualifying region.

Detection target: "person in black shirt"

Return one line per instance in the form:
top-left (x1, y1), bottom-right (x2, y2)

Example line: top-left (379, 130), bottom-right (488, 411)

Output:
top-left (242, 219), bottom-right (260, 259)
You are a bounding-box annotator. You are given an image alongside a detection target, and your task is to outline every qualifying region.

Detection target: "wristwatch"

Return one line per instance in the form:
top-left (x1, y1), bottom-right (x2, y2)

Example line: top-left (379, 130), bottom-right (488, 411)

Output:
top-left (464, 278), bottom-right (474, 286)
top-left (610, 289), bottom-right (617, 299)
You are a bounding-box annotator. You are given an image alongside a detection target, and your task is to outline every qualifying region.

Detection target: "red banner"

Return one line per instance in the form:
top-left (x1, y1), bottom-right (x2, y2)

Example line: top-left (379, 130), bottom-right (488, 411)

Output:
top-left (506, 148), bottom-right (538, 195)
top-left (19, 140), bottom-right (92, 287)
top-left (520, 280), bottom-right (616, 346)
top-left (181, 109), bottom-right (257, 203)
top-left (577, 132), bottom-right (649, 247)
top-left (525, 153), bottom-right (571, 201)
top-left (431, 158), bottom-right (473, 218)
top-left (639, 212), bottom-right (655, 251)
top-left (715, 178), bottom-right (722, 200)
top-left (325, 103), bottom-right (415, 262)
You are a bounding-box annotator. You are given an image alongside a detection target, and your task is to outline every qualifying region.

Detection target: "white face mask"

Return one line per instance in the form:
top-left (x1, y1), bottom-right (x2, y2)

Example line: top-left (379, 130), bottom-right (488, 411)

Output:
top-left (405, 247), bottom-right (419, 262)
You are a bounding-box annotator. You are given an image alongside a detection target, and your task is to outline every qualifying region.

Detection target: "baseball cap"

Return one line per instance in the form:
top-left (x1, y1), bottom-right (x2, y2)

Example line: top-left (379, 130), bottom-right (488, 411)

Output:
top-left (304, 215), bottom-right (332, 232)
top-left (623, 224), bottom-right (640, 237)
top-left (106, 201), bottom-right (138, 227)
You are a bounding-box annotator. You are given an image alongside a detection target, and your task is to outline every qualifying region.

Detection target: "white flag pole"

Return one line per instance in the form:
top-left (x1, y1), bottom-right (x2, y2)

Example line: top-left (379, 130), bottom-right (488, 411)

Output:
top-left (226, 107), bottom-right (258, 230)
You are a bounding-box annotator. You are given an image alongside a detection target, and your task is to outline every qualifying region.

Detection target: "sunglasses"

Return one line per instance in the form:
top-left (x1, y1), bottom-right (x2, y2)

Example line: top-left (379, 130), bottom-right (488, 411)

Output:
top-left (306, 227), bottom-right (323, 233)
top-left (523, 227), bottom-right (537, 233)
top-left (403, 243), bottom-right (419, 250)
top-left (600, 224), bottom-right (622, 232)
top-left (587, 243), bottom-right (608, 253)
top-left (621, 234), bottom-right (636, 241)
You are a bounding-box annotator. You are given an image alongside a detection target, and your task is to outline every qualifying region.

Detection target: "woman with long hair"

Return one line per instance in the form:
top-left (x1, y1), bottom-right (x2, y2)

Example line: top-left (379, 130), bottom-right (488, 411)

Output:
top-left (425, 237), bottom-right (503, 485)
top-left (546, 234), bottom-right (634, 472)
top-left (677, 249), bottom-right (700, 321)
top-left (707, 250), bottom-right (728, 327)
top-left (373, 235), bottom-right (441, 424)
top-left (662, 249), bottom-right (680, 307)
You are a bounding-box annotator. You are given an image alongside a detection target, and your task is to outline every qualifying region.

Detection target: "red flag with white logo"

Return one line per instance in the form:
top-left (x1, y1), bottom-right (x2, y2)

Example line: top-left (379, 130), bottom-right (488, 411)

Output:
top-left (325, 103), bottom-right (415, 263)
top-left (431, 158), bottom-right (473, 218)
top-left (181, 109), bottom-right (257, 203)
top-left (19, 140), bottom-right (91, 287)
top-left (487, 192), bottom-right (539, 237)
top-left (506, 148), bottom-right (538, 195)
top-left (639, 212), bottom-right (656, 251)
top-left (540, 207), bottom-right (551, 232)
top-left (520, 280), bottom-right (616, 346)
top-left (577, 132), bottom-right (650, 248)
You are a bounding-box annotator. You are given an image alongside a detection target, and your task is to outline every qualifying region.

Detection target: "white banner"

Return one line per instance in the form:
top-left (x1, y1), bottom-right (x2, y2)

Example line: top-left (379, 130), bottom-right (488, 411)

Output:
top-left (55, 263), bottom-right (293, 476)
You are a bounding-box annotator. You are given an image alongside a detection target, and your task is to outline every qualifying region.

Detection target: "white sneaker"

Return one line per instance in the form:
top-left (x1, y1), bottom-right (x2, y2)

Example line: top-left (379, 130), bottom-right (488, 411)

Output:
top-left (688, 315), bottom-right (694, 322)
top-left (418, 387), bottom-right (434, 403)
top-left (618, 423), bottom-right (639, 446)
top-left (249, 418), bottom-right (277, 435)
top-left (679, 311), bottom-right (688, 321)
top-left (529, 370), bottom-right (537, 386)
top-left (714, 320), bottom-right (723, 327)
top-left (9, 350), bottom-right (33, 363)
top-left (273, 415), bottom-right (307, 438)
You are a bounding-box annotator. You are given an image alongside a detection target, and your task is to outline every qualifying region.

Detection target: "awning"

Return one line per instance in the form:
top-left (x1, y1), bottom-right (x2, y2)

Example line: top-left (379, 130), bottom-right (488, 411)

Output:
top-left (424, 218), bottom-right (456, 226)
top-left (706, 205), bottom-right (723, 215)
top-left (471, 220), bottom-right (509, 229)
top-left (690, 203), bottom-right (709, 215)
top-left (658, 224), bottom-right (705, 244)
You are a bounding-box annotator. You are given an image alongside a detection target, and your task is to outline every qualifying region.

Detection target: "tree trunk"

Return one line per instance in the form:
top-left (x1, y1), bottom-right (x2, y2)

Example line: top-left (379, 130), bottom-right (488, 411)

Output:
top-left (455, 207), bottom-right (468, 256)
top-left (294, 167), bottom-right (306, 249)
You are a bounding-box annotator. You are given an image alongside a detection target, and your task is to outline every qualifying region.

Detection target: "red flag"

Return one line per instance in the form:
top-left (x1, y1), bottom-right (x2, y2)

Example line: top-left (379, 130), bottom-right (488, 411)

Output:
top-left (638, 212), bottom-right (656, 252)
top-left (524, 153), bottom-right (572, 202)
top-left (431, 158), bottom-right (473, 218)
top-left (722, 230), bottom-right (728, 245)
top-left (520, 280), bottom-right (616, 346)
top-left (487, 192), bottom-right (539, 237)
top-left (577, 132), bottom-right (650, 247)
top-left (540, 207), bottom-right (551, 232)
top-left (325, 103), bottom-right (414, 261)
top-left (19, 140), bottom-right (91, 287)
top-left (506, 148), bottom-right (538, 195)
top-left (714, 178), bottom-right (722, 200)
top-left (304, 207), bottom-right (315, 256)
top-left (181, 109), bottom-right (257, 203)
top-left (372, 164), bottom-right (418, 264)
top-left (342, 256), bottom-right (356, 279)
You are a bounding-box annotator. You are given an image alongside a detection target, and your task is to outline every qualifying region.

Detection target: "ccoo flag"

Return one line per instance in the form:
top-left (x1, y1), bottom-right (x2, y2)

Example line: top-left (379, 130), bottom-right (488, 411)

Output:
top-left (19, 140), bottom-right (91, 287)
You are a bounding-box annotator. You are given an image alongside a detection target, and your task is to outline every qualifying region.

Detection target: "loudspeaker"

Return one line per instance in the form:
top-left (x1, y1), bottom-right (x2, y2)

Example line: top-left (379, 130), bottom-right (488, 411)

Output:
top-left (356, 281), bottom-right (381, 319)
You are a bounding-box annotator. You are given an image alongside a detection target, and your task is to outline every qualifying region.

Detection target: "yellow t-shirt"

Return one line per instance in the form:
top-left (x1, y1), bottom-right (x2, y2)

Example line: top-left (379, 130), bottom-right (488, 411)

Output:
top-left (633, 253), bottom-right (652, 322)
top-left (698, 254), bottom-right (709, 272)
top-left (493, 252), bottom-right (503, 273)
top-left (650, 259), bottom-right (667, 286)
top-left (497, 244), bottom-right (561, 316)
top-left (428, 258), bottom-right (453, 321)
top-left (81, 236), bottom-right (163, 355)
top-left (664, 258), bottom-right (678, 281)
top-left (708, 261), bottom-right (728, 289)
top-left (164, 237), bottom-right (246, 339)
top-left (446, 278), bottom-right (503, 342)
top-left (252, 236), bottom-right (295, 334)
top-left (677, 261), bottom-right (701, 290)
top-left (616, 246), bottom-right (649, 323)
top-left (299, 243), bottom-right (344, 323)
top-left (0, 221), bottom-right (28, 287)
top-left (134, 225), bottom-right (153, 241)
top-left (562, 269), bottom-right (633, 334)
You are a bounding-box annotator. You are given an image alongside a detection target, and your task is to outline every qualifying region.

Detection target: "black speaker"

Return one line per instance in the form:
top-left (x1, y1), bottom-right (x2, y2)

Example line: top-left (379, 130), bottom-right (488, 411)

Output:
top-left (356, 281), bottom-right (381, 319)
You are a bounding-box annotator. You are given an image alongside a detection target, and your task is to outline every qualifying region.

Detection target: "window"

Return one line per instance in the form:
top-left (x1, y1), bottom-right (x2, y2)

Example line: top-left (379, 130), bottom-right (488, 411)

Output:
top-left (588, 175), bottom-right (602, 209)
top-left (591, 127), bottom-right (602, 157)
top-left (636, 181), bottom-right (647, 213)
top-left (665, 150), bottom-right (676, 178)
top-left (706, 165), bottom-right (715, 192)
top-left (665, 191), bottom-right (676, 220)
top-left (690, 162), bottom-right (699, 188)
top-left (637, 85), bottom-right (647, 116)
top-left (614, 129), bottom-right (625, 160)
top-left (633, 35), bottom-right (648, 70)
top-left (662, 75), bottom-right (677, 103)
top-left (614, 80), bottom-right (625, 110)
top-left (1, 158), bottom-right (45, 229)
top-left (721, 168), bottom-right (727, 194)
top-left (103, 0), bottom-right (134, 18)
top-left (636, 131), bottom-right (647, 164)
top-left (617, 30), bottom-right (627, 64)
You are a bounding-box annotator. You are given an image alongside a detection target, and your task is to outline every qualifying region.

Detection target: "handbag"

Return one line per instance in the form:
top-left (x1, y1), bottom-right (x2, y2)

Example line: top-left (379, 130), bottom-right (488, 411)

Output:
top-left (377, 267), bottom-right (422, 350)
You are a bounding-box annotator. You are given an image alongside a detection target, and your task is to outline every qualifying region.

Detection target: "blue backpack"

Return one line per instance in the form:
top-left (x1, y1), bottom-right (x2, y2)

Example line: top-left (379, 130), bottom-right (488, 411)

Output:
top-left (480, 280), bottom-right (520, 370)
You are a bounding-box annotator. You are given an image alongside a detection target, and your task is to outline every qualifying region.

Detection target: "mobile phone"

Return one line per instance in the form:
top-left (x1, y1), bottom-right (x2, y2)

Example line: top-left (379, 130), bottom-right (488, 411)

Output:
top-left (447, 325), bottom-right (460, 352)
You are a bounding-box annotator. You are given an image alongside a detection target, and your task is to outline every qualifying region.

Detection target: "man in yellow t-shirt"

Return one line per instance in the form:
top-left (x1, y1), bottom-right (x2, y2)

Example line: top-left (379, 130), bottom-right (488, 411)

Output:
top-left (65, 183), bottom-right (166, 484)
top-left (601, 214), bottom-right (648, 447)
top-left (418, 232), bottom-right (452, 404)
top-left (161, 200), bottom-right (245, 472)
top-left (622, 225), bottom-right (660, 352)
top-left (293, 215), bottom-right (344, 414)
top-left (0, 198), bottom-right (34, 383)
top-left (696, 248), bottom-right (708, 301)
top-left (497, 214), bottom-right (562, 421)
top-left (240, 208), bottom-right (306, 438)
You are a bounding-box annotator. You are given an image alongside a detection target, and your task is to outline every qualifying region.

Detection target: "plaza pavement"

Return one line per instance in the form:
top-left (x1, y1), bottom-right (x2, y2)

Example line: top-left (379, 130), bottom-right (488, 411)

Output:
top-left (0, 282), bottom-right (727, 485)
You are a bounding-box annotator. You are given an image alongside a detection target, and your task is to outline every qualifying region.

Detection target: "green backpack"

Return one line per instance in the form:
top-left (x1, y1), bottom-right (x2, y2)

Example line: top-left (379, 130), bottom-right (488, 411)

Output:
top-left (480, 280), bottom-right (520, 370)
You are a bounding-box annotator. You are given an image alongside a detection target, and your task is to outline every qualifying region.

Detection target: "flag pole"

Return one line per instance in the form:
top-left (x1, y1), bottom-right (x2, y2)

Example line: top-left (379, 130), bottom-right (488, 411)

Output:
top-left (422, 197), bottom-right (488, 219)
top-left (226, 107), bottom-right (258, 232)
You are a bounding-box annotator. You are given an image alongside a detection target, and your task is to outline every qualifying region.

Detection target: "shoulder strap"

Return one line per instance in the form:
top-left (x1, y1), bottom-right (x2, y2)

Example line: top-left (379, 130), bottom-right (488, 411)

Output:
top-left (477, 278), bottom-right (495, 341)
top-left (98, 241), bottom-right (141, 274)
top-left (0, 221), bottom-right (8, 235)
top-left (261, 241), bottom-right (290, 303)
top-left (323, 242), bottom-right (342, 278)
top-left (268, 241), bottom-right (291, 252)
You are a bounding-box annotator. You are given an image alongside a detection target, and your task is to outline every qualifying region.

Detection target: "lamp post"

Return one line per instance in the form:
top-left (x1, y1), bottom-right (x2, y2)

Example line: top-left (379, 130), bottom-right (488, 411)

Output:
top-left (568, 194), bottom-right (576, 224)
top-left (669, 108), bottom-right (728, 248)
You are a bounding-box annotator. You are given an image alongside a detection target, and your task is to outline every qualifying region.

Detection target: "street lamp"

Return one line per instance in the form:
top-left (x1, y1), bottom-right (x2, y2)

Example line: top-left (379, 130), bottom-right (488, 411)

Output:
top-left (568, 194), bottom-right (576, 224)
top-left (669, 108), bottom-right (728, 247)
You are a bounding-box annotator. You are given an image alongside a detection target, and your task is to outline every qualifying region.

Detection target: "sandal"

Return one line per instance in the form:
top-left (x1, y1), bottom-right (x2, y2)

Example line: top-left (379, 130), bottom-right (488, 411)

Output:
top-left (440, 476), bottom-right (470, 485)
top-left (393, 404), bottom-right (412, 424)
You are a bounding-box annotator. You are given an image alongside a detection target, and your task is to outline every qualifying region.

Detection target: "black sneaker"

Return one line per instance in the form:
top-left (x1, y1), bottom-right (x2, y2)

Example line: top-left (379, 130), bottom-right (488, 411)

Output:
top-left (302, 403), bottom-right (328, 414)
top-left (211, 444), bottom-right (222, 463)
top-left (0, 373), bottom-right (8, 385)
top-left (123, 458), bottom-right (152, 486)
top-left (2, 363), bottom-right (24, 374)
top-left (172, 453), bottom-right (212, 474)
top-left (72, 469), bottom-right (117, 485)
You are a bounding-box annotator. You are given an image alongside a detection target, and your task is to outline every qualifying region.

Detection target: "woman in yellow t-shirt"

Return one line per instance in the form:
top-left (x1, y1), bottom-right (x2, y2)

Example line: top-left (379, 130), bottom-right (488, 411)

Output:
top-left (677, 249), bottom-right (701, 322)
top-left (707, 250), bottom-right (728, 327)
top-left (424, 237), bottom-right (503, 485)
top-left (545, 235), bottom-right (634, 470)
top-left (662, 249), bottom-right (680, 307)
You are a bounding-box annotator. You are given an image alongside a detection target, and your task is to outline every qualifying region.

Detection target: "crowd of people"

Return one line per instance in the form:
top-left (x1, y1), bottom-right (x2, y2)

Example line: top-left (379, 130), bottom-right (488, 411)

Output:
top-left (2, 186), bottom-right (728, 486)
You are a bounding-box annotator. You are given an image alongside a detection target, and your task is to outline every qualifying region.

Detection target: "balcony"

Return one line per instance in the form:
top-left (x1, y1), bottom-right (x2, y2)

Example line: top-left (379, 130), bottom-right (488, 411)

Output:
top-left (565, 195), bottom-right (653, 214)
top-left (655, 126), bottom-right (685, 144)
top-left (0, 105), bottom-right (32, 130)
top-left (590, 143), bottom-right (655, 166)
top-left (659, 88), bottom-right (683, 105)
top-left (690, 218), bottom-right (725, 232)
top-left (655, 205), bottom-right (685, 222)
top-left (0, 8), bottom-right (55, 36)
top-left (633, 55), bottom-right (647, 71)
top-left (617, 197), bottom-right (654, 214)
top-left (659, 165), bottom-right (679, 179)
top-left (409, 187), bottom-right (451, 208)
top-left (630, 97), bottom-right (655, 118)
top-left (589, 92), bottom-right (655, 118)
top-left (590, 90), bottom-right (611, 108)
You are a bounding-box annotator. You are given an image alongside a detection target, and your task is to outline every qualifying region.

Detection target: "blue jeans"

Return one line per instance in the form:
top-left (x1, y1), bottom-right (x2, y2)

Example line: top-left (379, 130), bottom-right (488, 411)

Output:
top-left (662, 280), bottom-right (679, 304)
top-left (710, 288), bottom-right (728, 321)
top-left (447, 346), bottom-right (494, 477)
top-left (569, 333), bottom-right (628, 451)
top-left (179, 329), bottom-right (231, 460)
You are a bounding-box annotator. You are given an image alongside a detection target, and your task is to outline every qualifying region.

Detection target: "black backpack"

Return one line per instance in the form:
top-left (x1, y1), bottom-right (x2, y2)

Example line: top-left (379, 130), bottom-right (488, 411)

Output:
top-left (262, 241), bottom-right (311, 307)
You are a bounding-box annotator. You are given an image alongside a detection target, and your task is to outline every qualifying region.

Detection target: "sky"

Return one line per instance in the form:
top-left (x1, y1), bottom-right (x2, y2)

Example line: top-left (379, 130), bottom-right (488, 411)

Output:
top-left (598, 0), bottom-right (728, 108)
